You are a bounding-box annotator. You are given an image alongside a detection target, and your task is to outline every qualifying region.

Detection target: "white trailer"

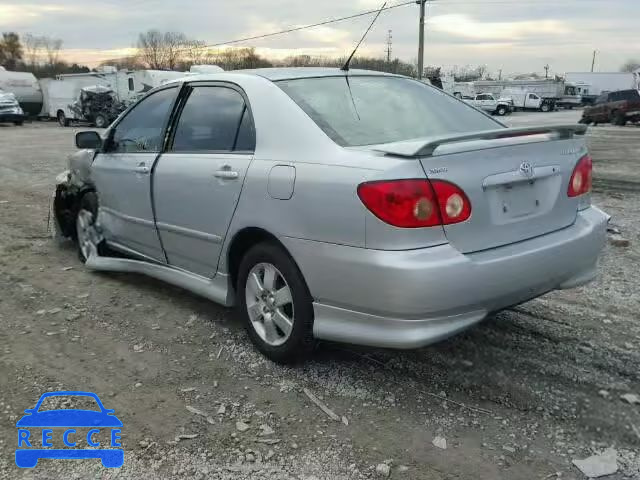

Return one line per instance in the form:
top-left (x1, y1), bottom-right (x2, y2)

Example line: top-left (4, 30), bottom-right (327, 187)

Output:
top-left (564, 72), bottom-right (636, 104)
top-left (472, 79), bottom-right (581, 109)
top-left (0, 67), bottom-right (43, 116)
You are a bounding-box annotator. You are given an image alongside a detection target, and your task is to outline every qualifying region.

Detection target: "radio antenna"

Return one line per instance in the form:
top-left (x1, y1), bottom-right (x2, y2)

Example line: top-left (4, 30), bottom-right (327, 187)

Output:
top-left (341, 2), bottom-right (387, 72)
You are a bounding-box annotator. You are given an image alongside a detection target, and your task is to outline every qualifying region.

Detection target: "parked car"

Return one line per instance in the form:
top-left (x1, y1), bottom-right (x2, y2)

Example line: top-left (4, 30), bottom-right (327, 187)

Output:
top-left (0, 88), bottom-right (25, 125)
top-left (464, 93), bottom-right (513, 116)
top-left (51, 68), bottom-right (609, 363)
top-left (580, 89), bottom-right (640, 126)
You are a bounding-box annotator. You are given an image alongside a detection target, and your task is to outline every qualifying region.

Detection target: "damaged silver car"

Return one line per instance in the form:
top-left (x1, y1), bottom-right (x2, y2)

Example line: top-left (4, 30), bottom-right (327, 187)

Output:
top-left (52, 68), bottom-right (609, 363)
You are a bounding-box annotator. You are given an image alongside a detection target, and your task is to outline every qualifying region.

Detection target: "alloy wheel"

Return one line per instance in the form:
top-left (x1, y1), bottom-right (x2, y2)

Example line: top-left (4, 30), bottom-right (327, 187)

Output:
top-left (76, 210), bottom-right (98, 260)
top-left (245, 262), bottom-right (294, 347)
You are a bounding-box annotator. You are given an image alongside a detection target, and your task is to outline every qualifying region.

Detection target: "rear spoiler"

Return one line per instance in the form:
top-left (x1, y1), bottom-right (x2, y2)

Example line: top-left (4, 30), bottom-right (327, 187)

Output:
top-left (373, 124), bottom-right (588, 158)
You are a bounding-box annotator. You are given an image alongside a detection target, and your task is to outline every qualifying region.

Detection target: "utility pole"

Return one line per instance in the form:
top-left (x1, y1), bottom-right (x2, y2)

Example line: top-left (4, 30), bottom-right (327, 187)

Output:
top-left (544, 64), bottom-right (549, 79)
top-left (386, 30), bottom-right (392, 63)
top-left (498, 69), bottom-right (502, 80)
top-left (417, 0), bottom-right (426, 80)
top-left (591, 50), bottom-right (597, 72)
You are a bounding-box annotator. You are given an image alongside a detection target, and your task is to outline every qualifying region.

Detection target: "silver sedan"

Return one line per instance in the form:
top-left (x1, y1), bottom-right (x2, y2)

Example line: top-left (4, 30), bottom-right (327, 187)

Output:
top-left (52, 68), bottom-right (609, 363)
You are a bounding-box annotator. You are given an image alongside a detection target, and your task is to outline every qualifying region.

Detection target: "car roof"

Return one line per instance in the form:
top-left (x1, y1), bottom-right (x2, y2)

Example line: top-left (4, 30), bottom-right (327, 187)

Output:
top-left (181, 67), bottom-right (400, 83)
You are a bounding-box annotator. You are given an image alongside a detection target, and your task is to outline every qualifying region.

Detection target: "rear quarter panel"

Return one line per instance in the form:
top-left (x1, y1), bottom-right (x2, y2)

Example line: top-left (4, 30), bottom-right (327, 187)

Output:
top-left (217, 74), bottom-right (449, 274)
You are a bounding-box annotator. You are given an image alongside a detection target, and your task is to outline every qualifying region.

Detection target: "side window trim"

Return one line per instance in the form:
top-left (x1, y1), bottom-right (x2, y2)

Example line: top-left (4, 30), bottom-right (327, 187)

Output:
top-left (166, 82), bottom-right (256, 155)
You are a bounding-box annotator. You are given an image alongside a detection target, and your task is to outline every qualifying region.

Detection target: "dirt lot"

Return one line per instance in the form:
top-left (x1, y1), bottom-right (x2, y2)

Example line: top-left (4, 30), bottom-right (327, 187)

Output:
top-left (0, 116), bottom-right (639, 479)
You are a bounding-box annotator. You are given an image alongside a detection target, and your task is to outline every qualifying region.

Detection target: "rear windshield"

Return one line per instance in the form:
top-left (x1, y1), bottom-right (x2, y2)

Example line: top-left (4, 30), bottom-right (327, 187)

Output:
top-left (277, 76), bottom-right (500, 147)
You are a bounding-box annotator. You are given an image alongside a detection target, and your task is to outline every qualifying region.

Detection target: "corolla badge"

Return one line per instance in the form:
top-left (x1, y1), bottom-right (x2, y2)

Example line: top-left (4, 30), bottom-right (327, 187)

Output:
top-left (15, 391), bottom-right (123, 468)
top-left (519, 161), bottom-right (535, 178)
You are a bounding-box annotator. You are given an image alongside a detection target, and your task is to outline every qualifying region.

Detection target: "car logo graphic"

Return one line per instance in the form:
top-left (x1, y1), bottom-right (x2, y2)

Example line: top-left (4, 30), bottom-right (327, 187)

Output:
top-left (15, 391), bottom-right (123, 468)
top-left (519, 161), bottom-right (534, 178)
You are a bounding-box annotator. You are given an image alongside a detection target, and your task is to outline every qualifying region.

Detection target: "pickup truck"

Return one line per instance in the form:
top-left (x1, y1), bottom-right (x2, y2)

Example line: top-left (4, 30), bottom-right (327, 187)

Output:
top-left (463, 94), bottom-right (513, 116)
top-left (580, 89), bottom-right (640, 126)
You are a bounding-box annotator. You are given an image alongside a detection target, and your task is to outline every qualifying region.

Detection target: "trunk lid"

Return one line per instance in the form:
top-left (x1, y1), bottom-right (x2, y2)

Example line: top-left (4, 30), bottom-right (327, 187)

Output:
top-left (373, 125), bottom-right (588, 253)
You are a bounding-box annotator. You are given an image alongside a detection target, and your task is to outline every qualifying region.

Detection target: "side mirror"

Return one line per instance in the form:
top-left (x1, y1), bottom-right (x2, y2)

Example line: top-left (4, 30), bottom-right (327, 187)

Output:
top-left (76, 131), bottom-right (103, 150)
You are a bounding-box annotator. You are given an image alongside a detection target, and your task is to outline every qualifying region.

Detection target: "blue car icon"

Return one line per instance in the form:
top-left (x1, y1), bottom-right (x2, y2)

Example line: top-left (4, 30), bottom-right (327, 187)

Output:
top-left (16, 391), bottom-right (123, 468)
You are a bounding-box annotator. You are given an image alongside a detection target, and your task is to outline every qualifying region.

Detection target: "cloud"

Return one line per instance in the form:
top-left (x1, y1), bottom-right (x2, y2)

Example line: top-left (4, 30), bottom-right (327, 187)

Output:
top-left (301, 25), bottom-right (351, 44)
top-left (0, 4), bottom-right (70, 27)
top-left (428, 14), bottom-right (571, 41)
top-left (2, 0), bottom-right (639, 73)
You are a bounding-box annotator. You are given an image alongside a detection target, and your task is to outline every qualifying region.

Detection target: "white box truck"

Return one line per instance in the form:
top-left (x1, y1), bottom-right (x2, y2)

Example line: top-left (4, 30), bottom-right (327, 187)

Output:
top-left (501, 89), bottom-right (556, 112)
top-left (41, 67), bottom-right (188, 125)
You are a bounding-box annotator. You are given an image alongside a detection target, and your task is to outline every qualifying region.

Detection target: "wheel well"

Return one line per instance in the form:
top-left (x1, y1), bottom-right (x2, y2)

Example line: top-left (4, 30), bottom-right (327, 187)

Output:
top-left (54, 186), bottom-right (94, 239)
top-left (227, 227), bottom-right (302, 292)
top-left (57, 109), bottom-right (65, 116)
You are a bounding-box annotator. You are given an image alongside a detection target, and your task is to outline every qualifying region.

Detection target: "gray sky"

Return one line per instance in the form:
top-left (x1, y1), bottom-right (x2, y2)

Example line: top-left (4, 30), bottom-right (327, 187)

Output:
top-left (1, 0), bottom-right (638, 75)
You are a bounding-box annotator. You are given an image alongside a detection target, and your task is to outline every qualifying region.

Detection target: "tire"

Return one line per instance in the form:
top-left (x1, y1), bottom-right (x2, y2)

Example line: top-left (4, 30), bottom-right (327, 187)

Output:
top-left (540, 103), bottom-right (551, 113)
top-left (611, 111), bottom-right (626, 126)
top-left (496, 106), bottom-right (507, 116)
top-left (14, 120), bottom-right (23, 126)
top-left (57, 111), bottom-right (70, 127)
top-left (237, 242), bottom-right (315, 363)
top-left (94, 113), bottom-right (108, 129)
top-left (74, 192), bottom-right (107, 263)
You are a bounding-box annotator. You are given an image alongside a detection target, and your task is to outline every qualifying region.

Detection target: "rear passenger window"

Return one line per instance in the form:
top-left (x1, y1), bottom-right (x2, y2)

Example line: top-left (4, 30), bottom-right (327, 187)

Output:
top-left (172, 86), bottom-right (254, 152)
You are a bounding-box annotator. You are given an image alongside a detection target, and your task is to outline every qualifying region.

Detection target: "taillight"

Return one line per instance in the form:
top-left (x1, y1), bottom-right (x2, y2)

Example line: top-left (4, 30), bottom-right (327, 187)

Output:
top-left (357, 179), bottom-right (471, 228)
top-left (567, 154), bottom-right (592, 197)
top-left (432, 180), bottom-right (472, 225)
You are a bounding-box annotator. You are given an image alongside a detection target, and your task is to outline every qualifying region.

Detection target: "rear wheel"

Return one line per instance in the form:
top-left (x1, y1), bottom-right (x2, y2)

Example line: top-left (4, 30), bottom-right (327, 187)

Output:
top-left (496, 106), bottom-right (507, 116)
top-left (611, 111), bottom-right (626, 126)
top-left (57, 111), bottom-right (70, 127)
top-left (14, 120), bottom-right (23, 126)
top-left (237, 242), bottom-right (315, 363)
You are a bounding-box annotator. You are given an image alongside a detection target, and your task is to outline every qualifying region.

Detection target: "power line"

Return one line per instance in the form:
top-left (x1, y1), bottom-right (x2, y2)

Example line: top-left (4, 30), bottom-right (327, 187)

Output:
top-left (73, 0), bottom-right (415, 63)
top-left (192, 1), bottom-right (414, 51)
top-left (64, 0), bottom-right (627, 64)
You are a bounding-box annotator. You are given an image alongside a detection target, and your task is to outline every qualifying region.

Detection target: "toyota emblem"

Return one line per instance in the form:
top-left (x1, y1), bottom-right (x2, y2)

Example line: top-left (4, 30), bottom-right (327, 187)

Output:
top-left (519, 162), bottom-right (534, 178)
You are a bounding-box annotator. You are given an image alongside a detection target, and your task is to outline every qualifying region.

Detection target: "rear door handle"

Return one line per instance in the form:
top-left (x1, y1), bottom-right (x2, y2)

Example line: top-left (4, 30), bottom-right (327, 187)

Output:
top-left (214, 170), bottom-right (239, 180)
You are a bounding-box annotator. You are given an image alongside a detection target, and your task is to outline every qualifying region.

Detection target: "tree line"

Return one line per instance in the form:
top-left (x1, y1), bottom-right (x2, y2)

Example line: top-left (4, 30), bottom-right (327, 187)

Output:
top-left (98, 30), bottom-right (421, 77)
top-left (6, 28), bottom-right (636, 80)
top-left (0, 32), bottom-right (90, 77)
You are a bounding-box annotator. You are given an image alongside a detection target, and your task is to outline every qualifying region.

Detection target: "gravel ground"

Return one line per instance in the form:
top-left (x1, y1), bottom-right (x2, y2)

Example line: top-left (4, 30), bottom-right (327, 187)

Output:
top-left (0, 117), bottom-right (638, 479)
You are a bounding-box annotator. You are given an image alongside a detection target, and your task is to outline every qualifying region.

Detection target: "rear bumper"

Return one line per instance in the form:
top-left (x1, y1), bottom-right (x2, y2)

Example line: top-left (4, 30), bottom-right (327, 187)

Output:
top-left (282, 206), bottom-right (608, 349)
top-left (0, 112), bottom-right (24, 123)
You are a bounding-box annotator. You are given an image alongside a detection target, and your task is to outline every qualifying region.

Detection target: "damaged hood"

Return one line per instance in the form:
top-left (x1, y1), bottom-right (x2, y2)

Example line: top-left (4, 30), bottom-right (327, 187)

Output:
top-left (0, 90), bottom-right (19, 107)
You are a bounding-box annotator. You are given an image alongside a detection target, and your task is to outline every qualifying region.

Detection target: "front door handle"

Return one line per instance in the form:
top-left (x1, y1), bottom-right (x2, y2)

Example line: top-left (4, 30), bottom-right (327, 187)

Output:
top-left (214, 170), bottom-right (239, 180)
top-left (134, 162), bottom-right (149, 174)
